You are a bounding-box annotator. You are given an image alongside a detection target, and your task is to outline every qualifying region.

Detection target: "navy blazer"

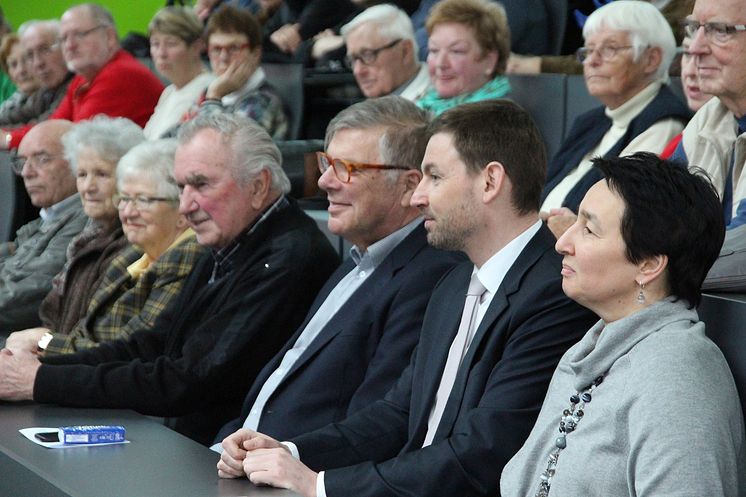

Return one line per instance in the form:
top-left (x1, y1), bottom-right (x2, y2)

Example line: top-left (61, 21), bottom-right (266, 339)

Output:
top-left (36, 198), bottom-right (340, 445)
top-left (215, 223), bottom-right (462, 442)
top-left (292, 225), bottom-right (598, 497)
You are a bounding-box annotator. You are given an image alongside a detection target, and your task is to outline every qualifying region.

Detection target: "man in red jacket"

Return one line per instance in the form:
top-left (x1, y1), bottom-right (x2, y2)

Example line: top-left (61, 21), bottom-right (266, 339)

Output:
top-left (2, 3), bottom-right (163, 150)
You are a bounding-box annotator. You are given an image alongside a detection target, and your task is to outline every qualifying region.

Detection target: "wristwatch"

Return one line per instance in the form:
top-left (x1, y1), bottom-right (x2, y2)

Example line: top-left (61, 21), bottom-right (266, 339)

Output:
top-left (37, 332), bottom-right (53, 352)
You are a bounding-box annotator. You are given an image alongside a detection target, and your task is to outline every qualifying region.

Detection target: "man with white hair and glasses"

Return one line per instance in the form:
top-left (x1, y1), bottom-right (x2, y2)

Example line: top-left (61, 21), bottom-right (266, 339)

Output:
top-left (672, 0), bottom-right (746, 229)
top-left (341, 4), bottom-right (429, 100)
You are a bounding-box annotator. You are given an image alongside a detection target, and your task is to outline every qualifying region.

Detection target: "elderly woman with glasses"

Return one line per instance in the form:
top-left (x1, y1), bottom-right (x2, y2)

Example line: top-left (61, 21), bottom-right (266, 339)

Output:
top-left (540, 1), bottom-right (690, 239)
top-left (501, 153), bottom-right (744, 497)
top-left (144, 7), bottom-right (214, 139)
top-left (5, 139), bottom-right (205, 356)
top-left (416, 0), bottom-right (511, 116)
top-left (182, 4), bottom-right (288, 140)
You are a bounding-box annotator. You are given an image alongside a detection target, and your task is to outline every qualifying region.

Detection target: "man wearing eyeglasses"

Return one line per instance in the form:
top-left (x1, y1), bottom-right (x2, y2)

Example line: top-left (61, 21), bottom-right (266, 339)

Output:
top-left (214, 96), bottom-right (460, 453)
top-left (340, 5), bottom-right (430, 100)
top-left (673, 0), bottom-right (746, 230)
top-left (217, 100), bottom-right (596, 497)
top-left (1, 4), bottom-right (163, 150)
top-left (0, 119), bottom-right (86, 334)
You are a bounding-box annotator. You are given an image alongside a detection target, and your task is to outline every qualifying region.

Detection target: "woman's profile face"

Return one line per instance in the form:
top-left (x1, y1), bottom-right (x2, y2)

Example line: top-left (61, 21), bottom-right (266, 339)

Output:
top-left (427, 22), bottom-right (498, 99)
top-left (555, 180), bottom-right (642, 322)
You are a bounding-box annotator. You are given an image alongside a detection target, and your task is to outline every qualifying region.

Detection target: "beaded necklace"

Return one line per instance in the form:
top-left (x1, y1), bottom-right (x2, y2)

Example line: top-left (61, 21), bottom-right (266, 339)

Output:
top-left (534, 374), bottom-right (605, 497)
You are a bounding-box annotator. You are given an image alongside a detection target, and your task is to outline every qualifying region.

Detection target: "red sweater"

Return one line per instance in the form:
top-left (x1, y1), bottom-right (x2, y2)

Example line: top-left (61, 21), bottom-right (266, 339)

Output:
top-left (8, 50), bottom-right (163, 149)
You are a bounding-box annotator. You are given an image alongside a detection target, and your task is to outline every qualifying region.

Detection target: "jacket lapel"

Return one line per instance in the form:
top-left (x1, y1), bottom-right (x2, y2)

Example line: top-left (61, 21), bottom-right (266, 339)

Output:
top-left (281, 224), bottom-right (429, 381)
top-left (429, 226), bottom-right (554, 441)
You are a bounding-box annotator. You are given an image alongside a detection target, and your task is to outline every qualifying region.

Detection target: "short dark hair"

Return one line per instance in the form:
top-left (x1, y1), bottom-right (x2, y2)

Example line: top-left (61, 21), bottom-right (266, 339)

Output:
top-left (427, 99), bottom-right (546, 214)
top-left (594, 152), bottom-right (725, 307)
top-left (205, 4), bottom-right (261, 49)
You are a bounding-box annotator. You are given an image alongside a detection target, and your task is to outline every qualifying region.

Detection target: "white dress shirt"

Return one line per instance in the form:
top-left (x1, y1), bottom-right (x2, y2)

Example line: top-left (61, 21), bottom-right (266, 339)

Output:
top-left (313, 220), bottom-right (542, 497)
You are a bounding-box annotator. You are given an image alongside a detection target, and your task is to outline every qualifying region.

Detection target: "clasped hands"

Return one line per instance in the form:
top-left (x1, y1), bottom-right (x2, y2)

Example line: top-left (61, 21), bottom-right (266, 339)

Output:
top-left (218, 428), bottom-right (318, 497)
top-left (0, 327), bottom-right (46, 401)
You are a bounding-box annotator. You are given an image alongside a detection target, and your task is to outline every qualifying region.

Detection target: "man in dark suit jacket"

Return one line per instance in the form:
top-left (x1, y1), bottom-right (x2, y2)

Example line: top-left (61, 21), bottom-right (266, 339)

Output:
top-left (216, 100), bottom-right (598, 496)
top-left (214, 97), bottom-right (460, 446)
top-left (0, 114), bottom-right (339, 445)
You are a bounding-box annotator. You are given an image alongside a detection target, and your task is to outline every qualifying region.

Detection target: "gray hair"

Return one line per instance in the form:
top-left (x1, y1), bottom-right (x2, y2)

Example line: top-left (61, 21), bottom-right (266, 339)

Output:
top-left (19, 19), bottom-right (60, 39)
top-left (325, 95), bottom-right (431, 174)
top-left (177, 113), bottom-right (290, 194)
top-left (583, 0), bottom-right (675, 83)
top-left (117, 139), bottom-right (180, 199)
top-left (61, 115), bottom-right (145, 173)
top-left (341, 4), bottom-right (418, 56)
top-left (72, 3), bottom-right (116, 29)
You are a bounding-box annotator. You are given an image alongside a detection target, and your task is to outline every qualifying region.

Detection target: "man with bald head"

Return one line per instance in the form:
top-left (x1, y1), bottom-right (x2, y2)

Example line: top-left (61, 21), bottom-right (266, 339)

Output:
top-left (2, 3), bottom-right (163, 150)
top-left (0, 120), bottom-right (86, 334)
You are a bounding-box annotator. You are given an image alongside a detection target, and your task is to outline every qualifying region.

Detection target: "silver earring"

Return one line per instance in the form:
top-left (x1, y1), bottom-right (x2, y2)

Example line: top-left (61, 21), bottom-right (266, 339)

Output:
top-left (636, 281), bottom-right (645, 304)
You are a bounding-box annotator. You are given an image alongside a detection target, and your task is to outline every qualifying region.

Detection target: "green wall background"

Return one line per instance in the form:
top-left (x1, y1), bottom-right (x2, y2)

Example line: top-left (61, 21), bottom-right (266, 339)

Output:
top-left (3, 1), bottom-right (167, 38)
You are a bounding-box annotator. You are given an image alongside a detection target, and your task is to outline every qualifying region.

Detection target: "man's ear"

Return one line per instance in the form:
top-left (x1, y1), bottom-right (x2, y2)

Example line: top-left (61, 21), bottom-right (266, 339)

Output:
top-left (399, 169), bottom-right (423, 207)
top-left (249, 168), bottom-right (272, 209)
top-left (481, 160), bottom-right (505, 204)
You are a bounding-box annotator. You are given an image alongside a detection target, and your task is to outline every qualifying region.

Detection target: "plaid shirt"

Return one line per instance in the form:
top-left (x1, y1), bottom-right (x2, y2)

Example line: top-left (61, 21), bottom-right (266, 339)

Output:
top-left (44, 234), bottom-right (206, 355)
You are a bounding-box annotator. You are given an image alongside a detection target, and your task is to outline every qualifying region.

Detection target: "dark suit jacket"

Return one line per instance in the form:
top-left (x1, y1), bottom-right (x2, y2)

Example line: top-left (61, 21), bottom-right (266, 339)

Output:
top-left (292, 225), bottom-right (598, 497)
top-left (35, 198), bottom-right (340, 445)
top-left (215, 223), bottom-right (462, 442)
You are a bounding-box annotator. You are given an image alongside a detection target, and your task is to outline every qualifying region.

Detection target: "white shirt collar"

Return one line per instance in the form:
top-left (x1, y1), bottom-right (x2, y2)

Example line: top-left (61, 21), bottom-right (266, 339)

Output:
top-left (605, 81), bottom-right (662, 129)
top-left (475, 220), bottom-right (542, 295)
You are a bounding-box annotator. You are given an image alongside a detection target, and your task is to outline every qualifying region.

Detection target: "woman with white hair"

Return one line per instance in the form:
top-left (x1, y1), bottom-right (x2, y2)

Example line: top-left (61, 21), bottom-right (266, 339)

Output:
top-left (6, 139), bottom-right (205, 356)
top-left (37, 116), bottom-right (145, 336)
top-left (540, 0), bottom-right (690, 238)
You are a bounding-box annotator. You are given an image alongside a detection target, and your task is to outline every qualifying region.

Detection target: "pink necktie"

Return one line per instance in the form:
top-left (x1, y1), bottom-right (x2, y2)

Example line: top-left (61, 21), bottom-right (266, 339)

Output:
top-left (423, 273), bottom-right (486, 447)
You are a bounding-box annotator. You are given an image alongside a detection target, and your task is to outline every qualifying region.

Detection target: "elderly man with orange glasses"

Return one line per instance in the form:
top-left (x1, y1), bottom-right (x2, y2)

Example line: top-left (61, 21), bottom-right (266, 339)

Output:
top-left (212, 96), bottom-right (460, 452)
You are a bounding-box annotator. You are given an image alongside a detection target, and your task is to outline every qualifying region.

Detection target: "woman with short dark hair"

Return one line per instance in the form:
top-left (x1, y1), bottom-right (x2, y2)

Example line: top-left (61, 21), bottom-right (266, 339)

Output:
top-left (501, 152), bottom-right (744, 497)
top-left (185, 4), bottom-right (288, 140)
